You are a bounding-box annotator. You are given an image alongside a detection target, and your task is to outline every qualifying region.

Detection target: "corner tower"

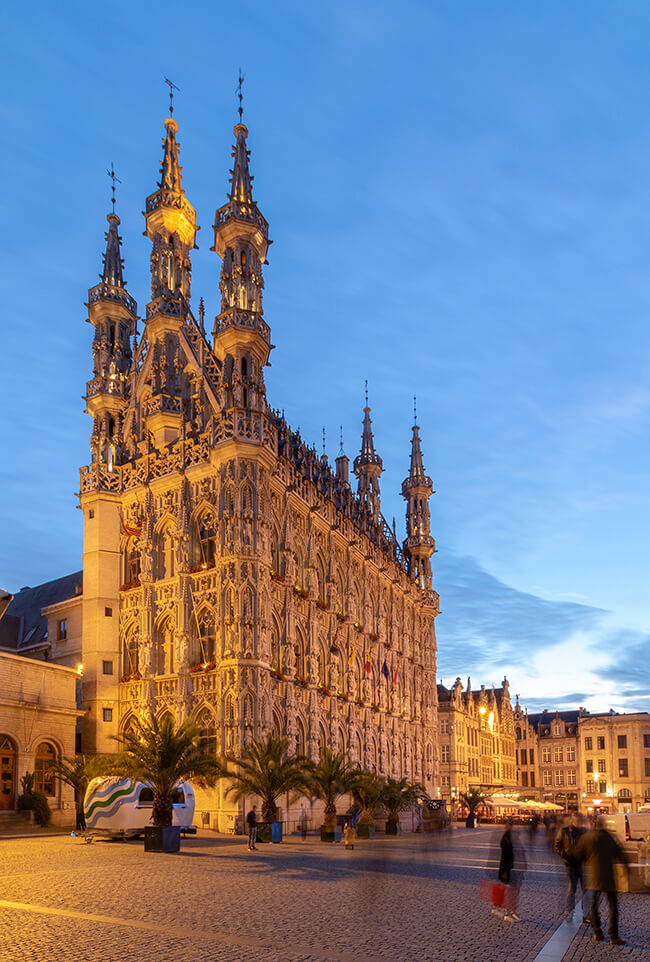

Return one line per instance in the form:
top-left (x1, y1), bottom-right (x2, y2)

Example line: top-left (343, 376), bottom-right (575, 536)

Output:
top-left (353, 392), bottom-right (383, 523)
top-left (211, 118), bottom-right (273, 453)
top-left (401, 412), bottom-right (435, 591)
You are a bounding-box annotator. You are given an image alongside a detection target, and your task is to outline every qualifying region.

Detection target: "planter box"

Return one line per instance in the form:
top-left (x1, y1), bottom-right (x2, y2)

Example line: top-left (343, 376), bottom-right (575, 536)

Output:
top-left (320, 825), bottom-right (343, 842)
top-left (257, 821), bottom-right (283, 843)
top-left (385, 820), bottom-right (402, 835)
top-left (144, 825), bottom-right (181, 853)
top-left (356, 823), bottom-right (376, 839)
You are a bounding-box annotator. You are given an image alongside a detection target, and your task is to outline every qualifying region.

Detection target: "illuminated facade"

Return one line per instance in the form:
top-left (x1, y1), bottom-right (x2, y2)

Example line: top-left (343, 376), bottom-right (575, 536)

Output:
top-left (579, 712), bottom-right (650, 814)
top-left (437, 676), bottom-right (517, 805)
top-left (77, 105), bottom-right (440, 823)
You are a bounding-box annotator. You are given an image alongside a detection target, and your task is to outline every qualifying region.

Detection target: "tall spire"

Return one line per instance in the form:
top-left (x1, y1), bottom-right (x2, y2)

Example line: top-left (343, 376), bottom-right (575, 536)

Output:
top-left (353, 384), bottom-right (383, 522)
top-left (211, 81), bottom-right (274, 460)
top-left (144, 94), bottom-right (198, 306)
top-left (85, 184), bottom-right (137, 468)
top-left (401, 412), bottom-right (435, 592)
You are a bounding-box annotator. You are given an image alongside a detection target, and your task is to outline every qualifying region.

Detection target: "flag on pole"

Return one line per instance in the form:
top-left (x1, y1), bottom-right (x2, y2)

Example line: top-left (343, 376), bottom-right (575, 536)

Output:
top-left (348, 646), bottom-right (355, 667)
top-left (364, 659), bottom-right (372, 674)
top-left (119, 512), bottom-right (142, 538)
top-left (381, 659), bottom-right (390, 681)
top-left (392, 663), bottom-right (399, 685)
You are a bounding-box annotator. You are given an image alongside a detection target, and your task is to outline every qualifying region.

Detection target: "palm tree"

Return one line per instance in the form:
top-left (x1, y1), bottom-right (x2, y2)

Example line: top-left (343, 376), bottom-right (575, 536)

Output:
top-left (352, 771), bottom-right (384, 825)
top-left (112, 714), bottom-right (223, 826)
top-left (308, 748), bottom-right (360, 830)
top-left (380, 777), bottom-right (427, 829)
top-left (47, 754), bottom-right (113, 829)
top-left (460, 787), bottom-right (487, 826)
top-left (223, 733), bottom-right (312, 823)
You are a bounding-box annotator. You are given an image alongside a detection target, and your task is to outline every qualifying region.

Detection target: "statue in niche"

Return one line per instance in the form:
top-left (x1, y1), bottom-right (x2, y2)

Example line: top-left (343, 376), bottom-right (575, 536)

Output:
top-left (329, 659), bottom-right (340, 691)
top-left (306, 649), bottom-right (319, 684)
top-left (346, 667), bottom-right (357, 700)
top-left (361, 676), bottom-right (372, 703)
top-left (139, 640), bottom-right (153, 678)
top-left (241, 517), bottom-right (253, 550)
top-left (282, 642), bottom-right (296, 675)
top-left (175, 531), bottom-right (190, 574)
top-left (327, 578), bottom-right (338, 611)
top-left (175, 629), bottom-right (190, 670)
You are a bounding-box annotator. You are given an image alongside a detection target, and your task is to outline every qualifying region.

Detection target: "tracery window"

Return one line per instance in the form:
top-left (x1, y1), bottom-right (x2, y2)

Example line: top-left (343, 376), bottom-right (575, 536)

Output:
top-left (194, 609), bottom-right (216, 664)
top-left (154, 617), bottom-right (174, 675)
top-left (123, 627), bottom-right (139, 676)
top-left (124, 538), bottom-right (140, 585)
top-left (157, 525), bottom-right (175, 580)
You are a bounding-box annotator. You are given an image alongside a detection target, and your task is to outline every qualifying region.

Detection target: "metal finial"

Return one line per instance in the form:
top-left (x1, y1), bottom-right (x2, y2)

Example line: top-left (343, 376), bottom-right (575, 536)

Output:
top-left (322, 427), bottom-right (326, 457)
top-left (198, 296), bottom-right (205, 331)
top-left (413, 394), bottom-right (417, 424)
top-left (237, 70), bottom-right (245, 122)
top-left (364, 379), bottom-right (368, 407)
top-left (106, 162), bottom-right (121, 213)
top-left (164, 76), bottom-right (180, 116)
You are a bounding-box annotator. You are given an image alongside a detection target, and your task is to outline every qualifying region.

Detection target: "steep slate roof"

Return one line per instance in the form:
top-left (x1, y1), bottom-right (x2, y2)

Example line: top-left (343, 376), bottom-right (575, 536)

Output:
top-left (527, 709), bottom-right (581, 735)
top-left (0, 572), bottom-right (82, 651)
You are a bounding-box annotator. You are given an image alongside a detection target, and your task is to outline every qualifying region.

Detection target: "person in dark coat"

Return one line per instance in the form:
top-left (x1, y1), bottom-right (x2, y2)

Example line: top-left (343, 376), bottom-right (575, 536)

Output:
top-left (493, 819), bottom-right (526, 922)
top-left (577, 817), bottom-right (628, 945)
top-left (554, 812), bottom-right (588, 919)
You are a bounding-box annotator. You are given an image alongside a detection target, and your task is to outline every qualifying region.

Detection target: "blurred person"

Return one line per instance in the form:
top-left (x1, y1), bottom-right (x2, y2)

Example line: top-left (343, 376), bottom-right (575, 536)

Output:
top-left (493, 819), bottom-right (526, 922)
top-left (246, 803), bottom-right (257, 851)
top-left (344, 821), bottom-right (356, 849)
top-left (577, 816), bottom-right (629, 945)
top-left (554, 812), bottom-right (588, 920)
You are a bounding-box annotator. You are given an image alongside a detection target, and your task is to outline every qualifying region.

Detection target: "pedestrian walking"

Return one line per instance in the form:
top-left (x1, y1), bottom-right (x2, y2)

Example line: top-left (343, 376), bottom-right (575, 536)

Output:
top-left (577, 816), bottom-right (629, 945)
top-left (492, 819), bottom-right (525, 922)
top-left (554, 812), bottom-right (588, 920)
top-left (344, 821), bottom-right (355, 849)
top-left (246, 804), bottom-right (258, 851)
top-left (298, 803), bottom-right (308, 841)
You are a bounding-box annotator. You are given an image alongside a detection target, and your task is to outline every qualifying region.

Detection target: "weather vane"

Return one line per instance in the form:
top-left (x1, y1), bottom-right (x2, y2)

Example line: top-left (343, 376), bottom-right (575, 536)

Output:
top-left (106, 162), bottom-right (121, 213)
top-left (164, 76), bottom-right (180, 115)
top-left (237, 70), bottom-right (245, 122)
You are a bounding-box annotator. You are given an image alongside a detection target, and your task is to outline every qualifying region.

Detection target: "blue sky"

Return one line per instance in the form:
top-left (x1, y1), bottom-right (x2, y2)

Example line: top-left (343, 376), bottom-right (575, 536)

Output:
top-left (1, 1), bottom-right (650, 713)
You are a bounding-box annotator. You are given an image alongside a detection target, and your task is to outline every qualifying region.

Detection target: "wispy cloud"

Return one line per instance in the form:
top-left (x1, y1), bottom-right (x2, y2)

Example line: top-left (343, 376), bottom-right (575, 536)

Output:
top-left (435, 554), bottom-right (649, 714)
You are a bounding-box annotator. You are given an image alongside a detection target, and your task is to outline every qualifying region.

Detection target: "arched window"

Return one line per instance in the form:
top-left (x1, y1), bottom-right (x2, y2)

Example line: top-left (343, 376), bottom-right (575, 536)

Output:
top-left (317, 639), bottom-right (327, 686)
top-left (293, 717), bottom-right (304, 756)
top-left (157, 525), bottom-right (175, 580)
top-left (34, 742), bottom-right (57, 797)
top-left (317, 556), bottom-right (327, 605)
top-left (124, 538), bottom-right (140, 586)
top-left (194, 609), bottom-right (216, 664)
top-left (241, 482), bottom-right (254, 516)
top-left (0, 735), bottom-right (17, 809)
top-left (515, 726), bottom-right (522, 741)
top-left (295, 546), bottom-right (305, 589)
top-left (194, 511), bottom-right (216, 566)
top-left (271, 527), bottom-right (282, 577)
top-left (196, 708), bottom-right (217, 754)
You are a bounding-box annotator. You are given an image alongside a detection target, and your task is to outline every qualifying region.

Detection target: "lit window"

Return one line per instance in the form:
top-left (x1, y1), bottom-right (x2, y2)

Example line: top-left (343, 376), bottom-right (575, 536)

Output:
top-left (584, 737), bottom-right (592, 751)
top-left (567, 770), bottom-right (576, 786)
top-left (34, 742), bottom-right (56, 796)
top-left (567, 746), bottom-right (575, 762)
top-left (542, 747), bottom-right (551, 763)
top-left (543, 770), bottom-right (552, 786)
top-left (618, 759), bottom-right (628, 778)
top-left (597, 736), bottom-right (605, 750)
top-left (597, 759), bottom-right (606, 774)
top-left (57, 619), bottom-right (67, 641)
top-left (554, 747), bottom-right (563, 763)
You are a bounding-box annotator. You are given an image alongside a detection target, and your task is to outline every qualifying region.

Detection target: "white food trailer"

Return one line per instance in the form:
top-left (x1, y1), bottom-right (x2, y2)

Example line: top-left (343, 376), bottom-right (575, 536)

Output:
top-left (84, 777), bottom-right (196, 837)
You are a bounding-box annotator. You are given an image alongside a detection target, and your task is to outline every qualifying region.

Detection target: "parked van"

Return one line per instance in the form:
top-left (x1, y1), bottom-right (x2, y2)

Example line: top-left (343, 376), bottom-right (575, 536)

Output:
top-left (605, 813), bottom-right (650, 843)
top-left (84, 777), bottom-right (195, 837)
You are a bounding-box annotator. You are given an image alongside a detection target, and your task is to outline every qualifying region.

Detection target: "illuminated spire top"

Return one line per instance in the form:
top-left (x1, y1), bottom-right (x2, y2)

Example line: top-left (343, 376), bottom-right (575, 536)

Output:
top-left (159, 115), bottom-right (183, 193)
top-left (101, 212), bottom-right (125, 288)
top-left (229, 121), bottom-right (254, 204)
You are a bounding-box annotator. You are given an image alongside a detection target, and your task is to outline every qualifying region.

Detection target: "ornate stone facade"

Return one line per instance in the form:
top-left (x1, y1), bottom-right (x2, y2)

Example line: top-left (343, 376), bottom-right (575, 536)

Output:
top-left (78, 103), bottom-right (440, 813)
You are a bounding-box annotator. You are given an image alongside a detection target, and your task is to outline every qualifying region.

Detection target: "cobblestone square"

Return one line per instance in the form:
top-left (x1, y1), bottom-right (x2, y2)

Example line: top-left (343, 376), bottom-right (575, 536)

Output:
top-left (0, 827), bottom-right (648, 962)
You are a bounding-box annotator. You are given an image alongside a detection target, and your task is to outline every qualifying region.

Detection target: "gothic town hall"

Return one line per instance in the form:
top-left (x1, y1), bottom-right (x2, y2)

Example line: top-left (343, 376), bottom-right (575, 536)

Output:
top-left (75, 101), bottom-right (439, 820)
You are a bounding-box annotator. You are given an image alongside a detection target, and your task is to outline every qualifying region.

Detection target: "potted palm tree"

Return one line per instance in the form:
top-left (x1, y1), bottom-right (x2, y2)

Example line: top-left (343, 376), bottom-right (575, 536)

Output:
top-left (223, 734), bottom-right (312, 843)
top-left (112, 714), bottom-right (222, 852)
top-left (308, 748), bottom-right (359, 842)
top-left (352, 772), bottom-right (384, 839)
top-left (47, 753), bottom-right (113, 831)
top-left (461, 788), bottom-right (487, 828)
top-left (380, 777), bottom-right (426, 835)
